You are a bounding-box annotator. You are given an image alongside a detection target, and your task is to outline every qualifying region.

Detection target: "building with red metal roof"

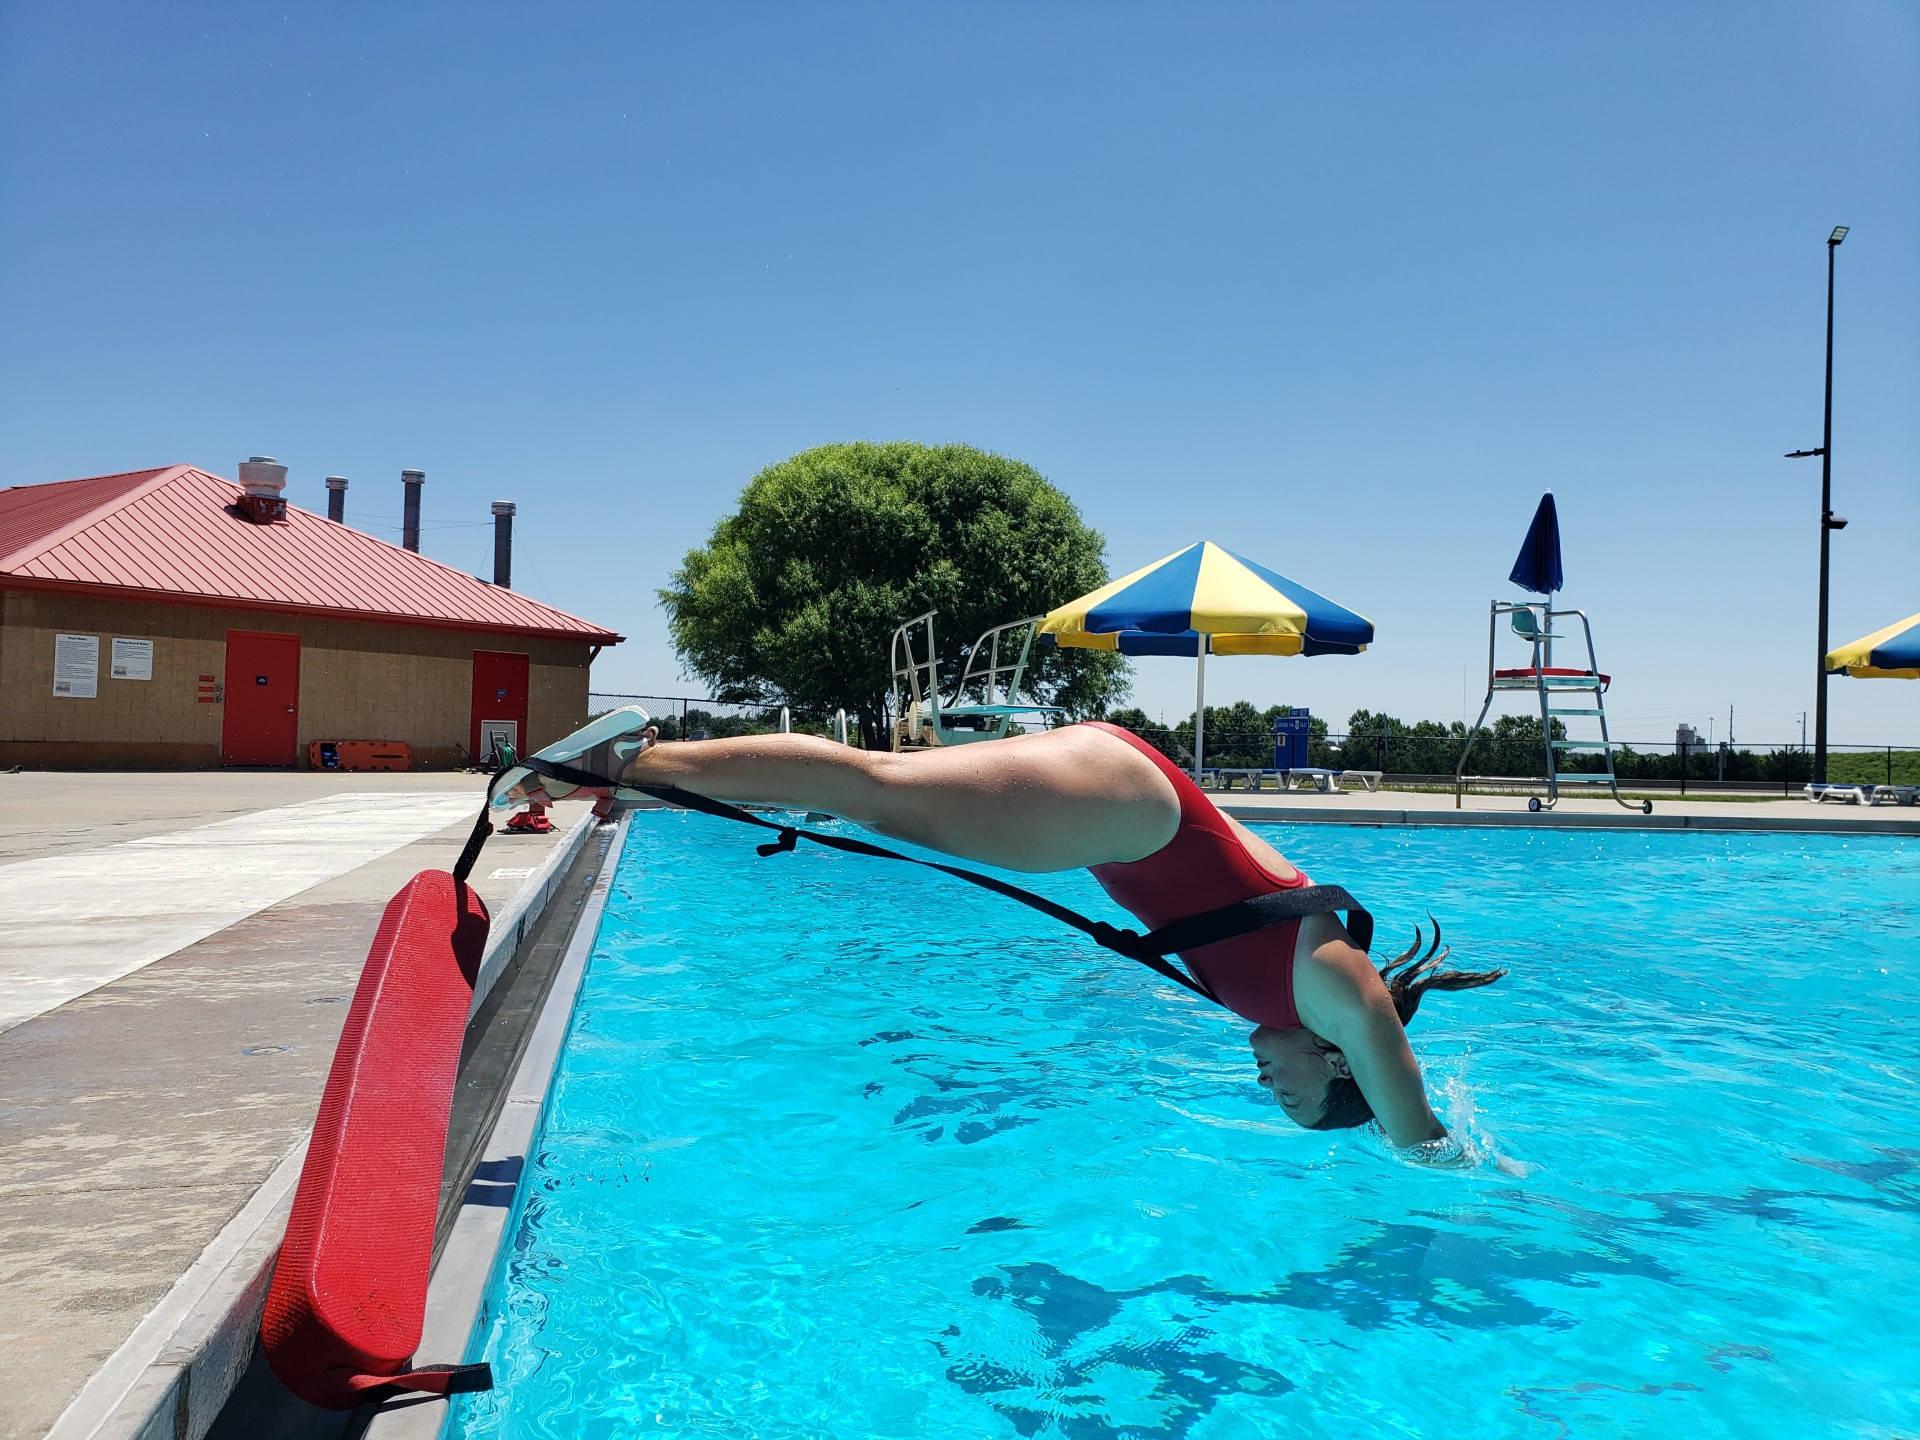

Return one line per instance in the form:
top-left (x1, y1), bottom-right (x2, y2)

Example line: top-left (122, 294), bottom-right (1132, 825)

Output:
top-left (1, 463), bottom-right (623, 769)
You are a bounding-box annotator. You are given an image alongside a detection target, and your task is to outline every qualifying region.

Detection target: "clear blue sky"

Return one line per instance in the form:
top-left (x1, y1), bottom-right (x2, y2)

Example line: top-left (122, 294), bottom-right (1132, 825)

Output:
top-left (4, 3), bottom-right (1914, 747)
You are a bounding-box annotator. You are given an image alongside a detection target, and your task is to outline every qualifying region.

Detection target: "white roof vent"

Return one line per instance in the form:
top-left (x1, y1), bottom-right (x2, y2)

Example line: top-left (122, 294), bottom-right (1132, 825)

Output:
top-left (235, 456), bottom-right (290, 524)
top-left (238, 456), bottom-right (288, 499)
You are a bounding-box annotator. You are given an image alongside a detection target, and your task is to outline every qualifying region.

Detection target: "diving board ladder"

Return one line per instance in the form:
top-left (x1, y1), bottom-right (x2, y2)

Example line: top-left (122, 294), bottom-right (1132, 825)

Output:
top-left (1454, 601), bottom-right (1650, 814)
top-left (887, 614), bottom-right (1060, 751)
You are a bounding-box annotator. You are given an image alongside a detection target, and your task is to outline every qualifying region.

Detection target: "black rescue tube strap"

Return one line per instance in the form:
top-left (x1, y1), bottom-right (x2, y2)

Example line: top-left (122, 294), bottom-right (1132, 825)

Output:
top-left (451, 769), bottom-right (510, 886)
top-left (511, 755), bottom-right (1374, 1008)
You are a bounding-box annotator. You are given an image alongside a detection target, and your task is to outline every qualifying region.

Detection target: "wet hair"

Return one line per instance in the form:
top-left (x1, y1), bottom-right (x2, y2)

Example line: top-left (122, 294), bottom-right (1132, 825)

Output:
top-left (1307, 920), bottom-right (1506, 1132)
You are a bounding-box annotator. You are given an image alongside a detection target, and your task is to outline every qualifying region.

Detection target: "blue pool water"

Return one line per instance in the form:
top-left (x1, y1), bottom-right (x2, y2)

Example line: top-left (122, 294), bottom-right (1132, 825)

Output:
top-left (450, 815), bottom-right (1920, 1439)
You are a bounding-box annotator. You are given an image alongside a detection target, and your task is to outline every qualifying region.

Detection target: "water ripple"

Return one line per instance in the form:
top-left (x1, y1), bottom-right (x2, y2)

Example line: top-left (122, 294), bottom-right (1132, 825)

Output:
top-left (448, 817), bottom-right (1920, 1439)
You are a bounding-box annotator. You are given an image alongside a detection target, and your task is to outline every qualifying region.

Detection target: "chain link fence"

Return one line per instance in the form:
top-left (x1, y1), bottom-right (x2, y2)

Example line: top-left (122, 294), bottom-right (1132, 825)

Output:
top-left (1073, 716), bottom-right (1916, 795)
top-left (589, 693), bottom-right (850, 743)
top-left (589, 695), bottom-right (1913, 794)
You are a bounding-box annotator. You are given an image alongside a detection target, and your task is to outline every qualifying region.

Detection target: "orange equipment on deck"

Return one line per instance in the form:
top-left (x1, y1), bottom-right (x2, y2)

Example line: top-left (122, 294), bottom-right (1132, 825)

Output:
top-left (309, 741), bottom-right (413, 772)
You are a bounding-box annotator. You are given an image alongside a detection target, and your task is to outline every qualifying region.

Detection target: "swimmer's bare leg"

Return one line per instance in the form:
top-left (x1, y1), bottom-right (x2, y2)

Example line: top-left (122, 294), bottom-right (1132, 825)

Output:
top-left (620, 726), bottom-right (1179, 873)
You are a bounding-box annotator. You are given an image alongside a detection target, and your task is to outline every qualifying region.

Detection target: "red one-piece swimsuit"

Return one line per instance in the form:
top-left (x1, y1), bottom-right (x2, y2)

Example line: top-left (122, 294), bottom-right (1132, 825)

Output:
top-left (1083, 722), bottom-right (1312, 1030)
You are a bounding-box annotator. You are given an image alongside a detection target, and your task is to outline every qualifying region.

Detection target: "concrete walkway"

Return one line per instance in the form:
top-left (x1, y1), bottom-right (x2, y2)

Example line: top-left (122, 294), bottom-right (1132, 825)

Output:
top-left (0, 790), bottom-right (484, 1032)
top-left (0, 772), bottom-right (592, 1440)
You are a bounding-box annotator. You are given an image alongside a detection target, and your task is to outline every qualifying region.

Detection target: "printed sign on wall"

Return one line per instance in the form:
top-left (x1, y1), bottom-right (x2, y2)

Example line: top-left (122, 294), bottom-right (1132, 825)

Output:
top-left (110, 637), bottom-right (154, 680)
top-left (53, 633), bottom-right (99, 698)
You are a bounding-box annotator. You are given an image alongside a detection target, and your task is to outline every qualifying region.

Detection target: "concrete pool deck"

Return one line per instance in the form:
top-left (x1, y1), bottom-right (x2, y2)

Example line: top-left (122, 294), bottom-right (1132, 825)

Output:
top-left (2, 769), bottom-right (1912, 1440)
top-left (0, 770), bottom-right (597, 1440)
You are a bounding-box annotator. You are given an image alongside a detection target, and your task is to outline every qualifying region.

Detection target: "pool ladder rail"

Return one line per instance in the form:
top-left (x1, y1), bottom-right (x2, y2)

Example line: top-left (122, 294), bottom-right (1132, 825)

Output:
top-left (1454, 600), bottom-right (1651, 814)
top-left (887, 612), bottom-right (1063, 751)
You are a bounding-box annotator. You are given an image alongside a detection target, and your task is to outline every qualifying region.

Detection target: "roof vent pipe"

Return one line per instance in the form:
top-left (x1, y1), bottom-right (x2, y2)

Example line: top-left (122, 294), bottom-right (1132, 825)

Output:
top-left (401, 469), bottom-right (425, 552)
top-left (325, 475), bottom-right (348, 524)
top-left (490, 501), bottom-right (516, 588)
top-left (238, 455), bottom-right (287, 498)
top-left (236, 456), bottom-right (289, 523)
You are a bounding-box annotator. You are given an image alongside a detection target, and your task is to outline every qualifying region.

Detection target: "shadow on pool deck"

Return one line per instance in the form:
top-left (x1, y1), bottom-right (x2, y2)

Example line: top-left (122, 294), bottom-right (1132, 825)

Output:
top-left (0, 771), bottom-right (593, 1440)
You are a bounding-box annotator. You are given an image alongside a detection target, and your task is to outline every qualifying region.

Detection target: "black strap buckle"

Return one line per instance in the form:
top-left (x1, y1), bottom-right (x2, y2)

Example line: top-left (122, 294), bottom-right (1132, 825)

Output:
top-left (756, 828), bottom-right (800, 858)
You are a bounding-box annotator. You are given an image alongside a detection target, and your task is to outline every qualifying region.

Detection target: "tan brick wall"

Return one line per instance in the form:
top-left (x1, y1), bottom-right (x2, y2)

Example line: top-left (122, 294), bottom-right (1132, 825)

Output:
top-left (0, 588), bottom-right (597, 769)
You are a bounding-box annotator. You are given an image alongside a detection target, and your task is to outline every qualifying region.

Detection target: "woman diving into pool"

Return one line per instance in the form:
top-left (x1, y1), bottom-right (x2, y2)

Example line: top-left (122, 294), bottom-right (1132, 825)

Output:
top-left (502, 711), bottom-right (1504, 1149)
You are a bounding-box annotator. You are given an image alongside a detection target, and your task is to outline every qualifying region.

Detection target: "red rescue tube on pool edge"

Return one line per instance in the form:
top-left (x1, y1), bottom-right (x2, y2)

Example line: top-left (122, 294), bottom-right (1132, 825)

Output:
top-left (261, 870), bottom-right (494, 1409)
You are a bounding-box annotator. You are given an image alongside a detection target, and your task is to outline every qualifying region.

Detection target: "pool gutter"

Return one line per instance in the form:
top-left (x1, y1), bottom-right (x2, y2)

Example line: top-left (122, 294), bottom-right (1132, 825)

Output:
top-left (363, 810), bottom-right (632, 1440)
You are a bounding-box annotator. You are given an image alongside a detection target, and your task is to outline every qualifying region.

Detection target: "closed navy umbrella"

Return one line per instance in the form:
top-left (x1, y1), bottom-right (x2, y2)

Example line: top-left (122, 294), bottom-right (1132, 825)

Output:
top-left (1509, 492), bottom-right (1564, 596)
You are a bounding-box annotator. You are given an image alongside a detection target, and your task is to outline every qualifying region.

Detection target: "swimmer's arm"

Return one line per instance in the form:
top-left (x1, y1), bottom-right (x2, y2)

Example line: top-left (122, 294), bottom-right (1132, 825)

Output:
top-left (1294, 930), bottom-right (1448, 1148)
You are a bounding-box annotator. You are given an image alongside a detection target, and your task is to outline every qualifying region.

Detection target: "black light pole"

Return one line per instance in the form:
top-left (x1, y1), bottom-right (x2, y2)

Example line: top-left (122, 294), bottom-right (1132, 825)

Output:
top-left (1786, 224), bottom-right (1849, 785)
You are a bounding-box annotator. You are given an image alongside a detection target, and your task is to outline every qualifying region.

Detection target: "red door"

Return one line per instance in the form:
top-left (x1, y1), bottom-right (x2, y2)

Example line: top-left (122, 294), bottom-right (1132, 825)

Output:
top-left (223, 631), bottom-right (302, 766)
top-left (471, 651), bottom-right (530, 763)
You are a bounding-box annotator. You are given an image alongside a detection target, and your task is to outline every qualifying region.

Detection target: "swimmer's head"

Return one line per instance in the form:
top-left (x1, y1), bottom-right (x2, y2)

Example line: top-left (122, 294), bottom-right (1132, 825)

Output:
top-left (1250, 1023), bottom-right (1350, 1127)
top-left (1254, 921), bottom-right (1508, 1131)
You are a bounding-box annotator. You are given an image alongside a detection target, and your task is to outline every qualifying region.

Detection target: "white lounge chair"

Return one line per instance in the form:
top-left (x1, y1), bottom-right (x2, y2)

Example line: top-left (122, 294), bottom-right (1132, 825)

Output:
top-left (1804, 783), bottom-right (1871, 805)
top-left (1280, 767), bottom-right (1343, 793)
top-left (1870, 785), bottom-right (1918, 807)
top-left (1334, 769), bottom-right (1383, 793)
top-left (1202, 767), bottom-right (1269, 791)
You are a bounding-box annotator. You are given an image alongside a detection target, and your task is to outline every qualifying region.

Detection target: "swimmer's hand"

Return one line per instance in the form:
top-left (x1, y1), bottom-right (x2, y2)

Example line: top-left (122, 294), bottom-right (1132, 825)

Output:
top-left (1384, 1131), bottom-right (1527, 1175)
top-left (1387, 1132), bottom-right (1473, 1168)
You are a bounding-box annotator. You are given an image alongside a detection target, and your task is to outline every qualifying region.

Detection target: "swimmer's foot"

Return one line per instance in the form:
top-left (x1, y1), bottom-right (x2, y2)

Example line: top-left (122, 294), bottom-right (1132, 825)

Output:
top-left (493, 706), bottom-right (656, 810)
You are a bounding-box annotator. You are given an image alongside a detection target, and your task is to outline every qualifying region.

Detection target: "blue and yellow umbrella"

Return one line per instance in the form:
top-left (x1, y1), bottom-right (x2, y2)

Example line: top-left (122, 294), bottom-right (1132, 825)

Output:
top-left (1827, 611), bottom-right (1920, 679)
top-left (1040, 541), bottom-right (1373, 778)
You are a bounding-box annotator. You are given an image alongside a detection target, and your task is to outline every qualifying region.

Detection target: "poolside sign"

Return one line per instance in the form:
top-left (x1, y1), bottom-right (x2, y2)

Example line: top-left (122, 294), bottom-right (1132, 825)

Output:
top-left (1273, 711), bottom-right (1311, 772)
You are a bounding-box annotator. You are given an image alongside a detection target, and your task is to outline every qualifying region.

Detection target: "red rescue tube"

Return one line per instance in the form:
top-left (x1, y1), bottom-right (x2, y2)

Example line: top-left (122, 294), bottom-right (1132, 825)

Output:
top-left (261, 870), bottom-right (494, 1408)
top-left (1494, 666), bottom-right (1612, 688)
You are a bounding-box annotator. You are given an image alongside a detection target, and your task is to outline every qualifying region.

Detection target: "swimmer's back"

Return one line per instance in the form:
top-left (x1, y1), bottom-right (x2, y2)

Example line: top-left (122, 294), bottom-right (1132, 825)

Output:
top-left (1083, 723), bottom-right (1312, 1029)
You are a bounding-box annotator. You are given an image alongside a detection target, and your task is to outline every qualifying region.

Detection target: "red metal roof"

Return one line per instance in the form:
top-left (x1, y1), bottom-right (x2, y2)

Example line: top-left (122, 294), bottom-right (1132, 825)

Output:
top-left (0, 468), bottom-right (174, 561)
top-left (0, 466), bottom-right (623, 644)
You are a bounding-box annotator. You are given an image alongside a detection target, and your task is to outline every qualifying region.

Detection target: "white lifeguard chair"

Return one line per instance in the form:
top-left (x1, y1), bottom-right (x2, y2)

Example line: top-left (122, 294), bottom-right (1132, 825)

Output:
top-left (1454, 601), bottom-right (1650, 813)
top-left (887, 613), bottom-right (1064, 751)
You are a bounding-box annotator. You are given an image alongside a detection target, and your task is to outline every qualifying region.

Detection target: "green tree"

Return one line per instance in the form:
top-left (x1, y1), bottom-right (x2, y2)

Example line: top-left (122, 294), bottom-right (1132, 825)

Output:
top-left (1105, 707), bottom-right (1185, 764)
top-left (1479, 714), bottom-right (1555, 778)
top-left (1338, 708), bottom-right (1400, 770)
top-left (1104, 706), bottom-right (1157, 734)
top-left (1105, 702), bottom-right (1331, 770)
top-left (660, 442), bottom-right (1129, 747)
top-left (1174, 700), bottom-right (1269, 768)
